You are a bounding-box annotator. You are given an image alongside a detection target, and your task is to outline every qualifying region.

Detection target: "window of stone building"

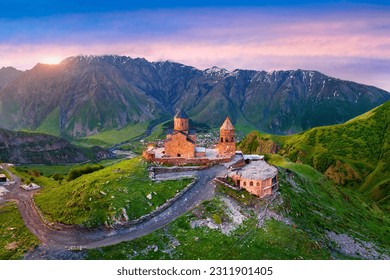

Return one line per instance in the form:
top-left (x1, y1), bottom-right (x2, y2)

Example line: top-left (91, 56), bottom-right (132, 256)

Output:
top-left (250, 181), bottom-right (253, 186)
top-left (225, 138), bottom-right (229, 142)
top-left (231, 137), bottom-right (234, 142)
top-left (221, 137), bottom-right (223, 142)
top-left (243, 181), bottom-right (247, 186)
top-left (256, 182), bottom-right (260, 186)
top-left (177, 154), bottom-right (181, 157)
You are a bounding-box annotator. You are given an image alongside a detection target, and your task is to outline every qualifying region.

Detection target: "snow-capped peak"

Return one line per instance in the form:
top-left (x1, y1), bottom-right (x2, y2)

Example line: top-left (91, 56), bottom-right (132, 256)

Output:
top-left (204, 66), bottom-right (230, 77)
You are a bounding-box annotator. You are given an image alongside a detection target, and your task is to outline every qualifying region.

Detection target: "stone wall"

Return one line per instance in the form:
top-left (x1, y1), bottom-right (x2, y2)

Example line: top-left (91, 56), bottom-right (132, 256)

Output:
top-left (151, 165), bottom-right (208, 175)
top-left (149, 156), bottom-right (232, 166)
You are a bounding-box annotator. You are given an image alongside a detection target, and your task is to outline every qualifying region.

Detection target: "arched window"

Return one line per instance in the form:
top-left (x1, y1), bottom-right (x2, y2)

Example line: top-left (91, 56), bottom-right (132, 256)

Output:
top-left (250, 181), bottom-right (253, 186)
top-left (256, 182), bottom-right (260, 187)
top-left (243, 182), bottom-right (247, 187)
top-left (225, 138), bottom-right (229, 142)
top-left (221, 137), bottom-right (223, 142)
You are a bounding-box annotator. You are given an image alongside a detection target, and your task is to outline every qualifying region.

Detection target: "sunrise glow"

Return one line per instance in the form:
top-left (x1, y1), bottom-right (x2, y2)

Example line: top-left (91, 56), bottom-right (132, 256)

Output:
top-left (0, 1), bottom-right (389, 91)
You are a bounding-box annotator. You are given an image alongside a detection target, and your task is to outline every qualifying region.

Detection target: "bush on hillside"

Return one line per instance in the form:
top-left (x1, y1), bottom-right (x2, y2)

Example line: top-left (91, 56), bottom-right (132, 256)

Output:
top-left (66, 164), bottom-right (104, 181)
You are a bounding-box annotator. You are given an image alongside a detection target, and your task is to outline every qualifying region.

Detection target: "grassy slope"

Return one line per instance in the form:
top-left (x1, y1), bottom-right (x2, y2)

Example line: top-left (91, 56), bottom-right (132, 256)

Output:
top-left (86, 158), bottom-right (390, 260)
top-left (31, 157), bottom-right (191, 227)
top-left (0, 202), bottom-right (39, 259)
top-left (16, 158), bottom-right (123, 178)
top-left (268, 155), bottom-right (390, 252)
top-left (81, 122), bottom-right (149, 147)
top-left (35, 107), bottom-right (61, 137)
top-left (239, 101), bottom-right (390, 209)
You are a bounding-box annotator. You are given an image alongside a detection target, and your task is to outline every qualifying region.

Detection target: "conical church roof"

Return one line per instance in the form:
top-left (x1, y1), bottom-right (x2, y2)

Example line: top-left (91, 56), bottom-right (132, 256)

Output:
top-left (220, 116), bottom-right (234, 130)
top-left (174, 108), bottom-right (188, 119)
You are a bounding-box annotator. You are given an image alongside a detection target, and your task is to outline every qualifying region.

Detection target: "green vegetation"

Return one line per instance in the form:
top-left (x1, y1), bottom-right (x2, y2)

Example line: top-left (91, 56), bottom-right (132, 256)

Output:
top-left (17, 164), bottom-right (74, 177)
top-left (268, 155), bottom-right (390, 255)
top-left (32, 157), bottom-right (192, 227)
top-left (0, 202), bottom-right (39, 259)
top-left (144, 121), bottom-right (168, 142)
top-left (86, 158), bottom-right (390, 260)
top-left (239, 101), bottom-right (390, 210)
top-left (238, 132), bottom-right (285, 154)
top-left (35, 107), bottom-right (61, 136)
top-left (13, 159), bottom-right (124, 187)
top-left (81, 122), bottom-right (149, 147)
top-left (87, 198), bottom-right (329, 260)
top-left (66, 164), bottom-right (104, 181)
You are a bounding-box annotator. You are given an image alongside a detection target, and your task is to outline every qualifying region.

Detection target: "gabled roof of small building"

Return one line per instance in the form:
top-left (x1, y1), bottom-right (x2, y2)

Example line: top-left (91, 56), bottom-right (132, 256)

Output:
top-left (231, 160), bottom-right (277, 181)
top-left (243, 154), bottom-right (264, 161)
top-left (174, 108), bottom-right (188, 119)
top-left (167, 130), bottom-right (196, 144)
top-left (220, 116), bottom-right (234, 130)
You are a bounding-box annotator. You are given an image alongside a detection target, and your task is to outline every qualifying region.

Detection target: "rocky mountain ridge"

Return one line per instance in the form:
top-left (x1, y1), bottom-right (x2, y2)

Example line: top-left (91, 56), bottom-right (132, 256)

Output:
top-left (0, 128), bottom-right (108, 164)
top-left (0, 66), bottom-right (22, 91)
top-left (0, 55), bottom-right (389, 137)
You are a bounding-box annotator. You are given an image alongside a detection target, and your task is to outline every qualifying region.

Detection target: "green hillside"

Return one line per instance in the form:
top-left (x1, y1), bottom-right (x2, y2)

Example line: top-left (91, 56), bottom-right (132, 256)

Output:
top-left (239, 101), bottom-right (390, 210)
top-left (81, 122), bottom-right (149, 147)
top-left (0, 202), bottom-right (39, 259)
top-left (87, 158), bottom-right (390, 260)
top-left (15, 157), bottom-right (191, 228)
top-left (35, 107), bottom-right (61, 137)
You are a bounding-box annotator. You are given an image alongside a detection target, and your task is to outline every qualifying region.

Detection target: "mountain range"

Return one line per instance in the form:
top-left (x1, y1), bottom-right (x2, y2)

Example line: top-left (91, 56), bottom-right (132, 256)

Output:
top-left (0, 55), bottom-right (389, 138)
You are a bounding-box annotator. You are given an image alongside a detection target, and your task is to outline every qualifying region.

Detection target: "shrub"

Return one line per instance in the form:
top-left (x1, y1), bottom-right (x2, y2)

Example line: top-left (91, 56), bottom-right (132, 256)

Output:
top-left (66, 164), bottom-right (104, 181)
top-left (212, 214), bottom-right (222, 224)
top-left (52, 173), bottom-right (64, 181)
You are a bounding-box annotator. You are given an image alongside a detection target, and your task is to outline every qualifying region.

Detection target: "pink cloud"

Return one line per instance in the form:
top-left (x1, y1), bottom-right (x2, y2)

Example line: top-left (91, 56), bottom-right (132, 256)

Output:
top-left (0, 7), bottom-right (389, 91)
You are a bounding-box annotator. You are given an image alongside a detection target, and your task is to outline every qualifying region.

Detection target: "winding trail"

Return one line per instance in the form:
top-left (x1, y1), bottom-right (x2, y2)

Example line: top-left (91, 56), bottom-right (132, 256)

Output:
top-left (0, 163), bottom-right (226, 258)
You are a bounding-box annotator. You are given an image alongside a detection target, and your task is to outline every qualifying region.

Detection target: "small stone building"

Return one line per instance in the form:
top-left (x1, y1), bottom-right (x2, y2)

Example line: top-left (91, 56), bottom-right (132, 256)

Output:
top-left (228, 160), bottom-right (278, 198)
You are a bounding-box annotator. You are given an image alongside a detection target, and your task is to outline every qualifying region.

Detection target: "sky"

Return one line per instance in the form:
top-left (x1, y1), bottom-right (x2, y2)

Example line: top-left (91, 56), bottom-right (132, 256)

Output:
top-left (0, 0), bottom-right (389, 91)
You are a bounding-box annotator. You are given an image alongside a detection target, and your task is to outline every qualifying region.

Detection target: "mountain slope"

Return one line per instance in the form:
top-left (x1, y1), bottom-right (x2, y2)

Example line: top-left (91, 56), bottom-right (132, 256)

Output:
top-left (0, 55), bottom-right (389, 138)
top-left (0, 67), bottom-right (22, 92)
top-left (0, 128), bottom-right (107, 164)
top-left (240, 100), bottom-right (390, 209)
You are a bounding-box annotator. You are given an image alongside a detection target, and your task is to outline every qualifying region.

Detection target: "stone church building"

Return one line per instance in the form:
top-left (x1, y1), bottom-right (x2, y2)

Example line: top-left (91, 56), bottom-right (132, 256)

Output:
top-left (143, 109), bottom-right (236, 164)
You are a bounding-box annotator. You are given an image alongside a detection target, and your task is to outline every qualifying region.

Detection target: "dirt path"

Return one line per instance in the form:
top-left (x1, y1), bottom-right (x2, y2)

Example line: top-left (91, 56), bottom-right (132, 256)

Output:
top-left (0, 164), bottom-right (226, 258)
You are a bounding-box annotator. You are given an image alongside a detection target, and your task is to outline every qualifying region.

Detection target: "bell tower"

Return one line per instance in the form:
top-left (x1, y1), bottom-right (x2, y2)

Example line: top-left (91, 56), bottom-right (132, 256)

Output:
top-left (217, 116), bottom-right (235, 157)
top-left (174, 109), bottom-right (189, 132)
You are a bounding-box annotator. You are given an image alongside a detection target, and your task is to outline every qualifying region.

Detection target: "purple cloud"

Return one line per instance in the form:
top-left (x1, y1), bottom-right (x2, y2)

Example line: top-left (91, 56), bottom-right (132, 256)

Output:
top-left (0, 6), bottom-right (389, 91)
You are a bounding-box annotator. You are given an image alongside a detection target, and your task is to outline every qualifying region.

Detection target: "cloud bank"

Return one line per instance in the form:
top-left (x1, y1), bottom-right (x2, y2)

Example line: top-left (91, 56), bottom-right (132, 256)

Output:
top-left (0, 6), bottom-right (389, 90)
